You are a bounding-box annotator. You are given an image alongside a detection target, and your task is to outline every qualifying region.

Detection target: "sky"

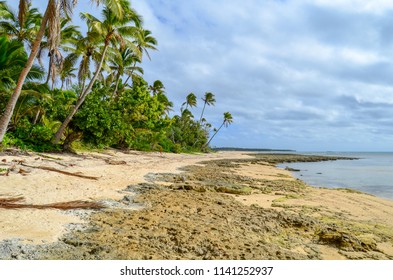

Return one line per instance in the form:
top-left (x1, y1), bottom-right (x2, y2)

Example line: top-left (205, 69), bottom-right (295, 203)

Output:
top-left (14, 0), bottom-right (393, 151)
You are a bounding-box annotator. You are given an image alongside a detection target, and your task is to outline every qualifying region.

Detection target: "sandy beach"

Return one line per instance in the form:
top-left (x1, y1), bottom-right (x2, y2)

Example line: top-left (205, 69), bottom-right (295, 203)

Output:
top-left (0, 150), bottom-right (392, 259)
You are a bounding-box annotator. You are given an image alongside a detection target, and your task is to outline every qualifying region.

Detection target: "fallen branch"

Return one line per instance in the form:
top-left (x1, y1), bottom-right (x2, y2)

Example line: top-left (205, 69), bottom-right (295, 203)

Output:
top-left (20, 163), bottom-right (100, 180)
top-left (36, 153), bottom-right (63, 160)
top-left (0, 197), bottom-right (105, 210)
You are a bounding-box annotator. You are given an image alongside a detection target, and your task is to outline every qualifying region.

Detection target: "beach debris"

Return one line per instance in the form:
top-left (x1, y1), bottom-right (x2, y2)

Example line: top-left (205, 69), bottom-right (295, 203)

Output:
top-left (105, 159), bottom-right (127, 165)
top-left (20, 163), bottom-right (100, 180)
top-left (17, 168), bottom-right (31, 176)
top-left (0, 196), bottom-right (105, 210)
top-left (36, 153), bottom-right (63, 161)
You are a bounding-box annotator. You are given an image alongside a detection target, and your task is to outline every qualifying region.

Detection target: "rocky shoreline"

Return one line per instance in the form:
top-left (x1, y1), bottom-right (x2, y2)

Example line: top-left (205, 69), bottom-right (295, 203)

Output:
top-left (1, 152), bottom-right (392, 260)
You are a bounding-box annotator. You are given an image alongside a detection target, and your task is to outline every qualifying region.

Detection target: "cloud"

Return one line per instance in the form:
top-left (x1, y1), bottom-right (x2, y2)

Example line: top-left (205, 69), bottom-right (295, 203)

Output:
top-left (7, 0), bottom-right (392, 151)
top-left (129, 0), bottom-right (393, 151)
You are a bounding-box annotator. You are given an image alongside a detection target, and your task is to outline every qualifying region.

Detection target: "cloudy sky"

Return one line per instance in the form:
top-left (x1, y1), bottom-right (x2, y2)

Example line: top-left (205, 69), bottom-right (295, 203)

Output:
top-left (24, 1), bottom-right (393, 151)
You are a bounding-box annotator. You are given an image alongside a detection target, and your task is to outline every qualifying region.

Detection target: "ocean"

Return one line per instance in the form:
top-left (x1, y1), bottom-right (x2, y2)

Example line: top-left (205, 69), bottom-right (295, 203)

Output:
top-left (277, 152), bottom-right (393, 200)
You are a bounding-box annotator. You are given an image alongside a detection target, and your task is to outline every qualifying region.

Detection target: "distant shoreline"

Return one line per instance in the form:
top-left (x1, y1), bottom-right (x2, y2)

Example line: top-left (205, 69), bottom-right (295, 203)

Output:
top-left (213, 147), bottom-right (296, 152)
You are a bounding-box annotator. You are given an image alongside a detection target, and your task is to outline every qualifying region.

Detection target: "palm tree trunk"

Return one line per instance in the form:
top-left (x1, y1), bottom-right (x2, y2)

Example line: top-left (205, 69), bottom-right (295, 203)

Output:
top-left (112, 73), bottom-right (121, 98)
top-left (205, 122), bottom-right (224, 148)
top-left (120, 61), bottom-right (137, 92)
top-left (199, 101), bottom-right (207, 123)
top-left (45, 55), bottom-right (53, 85)
top-left (53, 44), bottom-right (110, 144)
top-left (0, 5), bottom-right (50, 143)
top-left (33, 109), bottom-right (41, 125)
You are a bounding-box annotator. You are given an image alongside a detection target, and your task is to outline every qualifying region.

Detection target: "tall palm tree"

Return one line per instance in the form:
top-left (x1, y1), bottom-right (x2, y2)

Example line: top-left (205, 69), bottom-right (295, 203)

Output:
top-left (0, 0), bottom-right (125, 144)
top-left (53, 2), bottom-right (141, 144)
top-left (0, 1), bottom-right (41, 49)
top-left (205, 112), bottom-right (233, 147)
top-left (199, 92), bottom-right (215, 123)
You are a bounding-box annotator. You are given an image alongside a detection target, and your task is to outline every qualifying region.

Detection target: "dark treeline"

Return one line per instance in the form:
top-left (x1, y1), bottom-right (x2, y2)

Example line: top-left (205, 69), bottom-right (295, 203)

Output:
top-left (0, 0), bottom-right (233, 153)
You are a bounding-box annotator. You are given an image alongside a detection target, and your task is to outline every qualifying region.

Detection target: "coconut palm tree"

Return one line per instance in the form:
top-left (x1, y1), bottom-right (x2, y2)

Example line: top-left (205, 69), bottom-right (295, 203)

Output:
top-left (149, 80), bottom-right (173, 114)
top-left (59, 52), bottom-right (78, 90)
top-left (109, 46), bottom-right (144, 97)
top-left (205, 112), bottom-right (233, 147)
top-left (0, 36), bottom-right (43, 91)
top-left (0, 0), bottom-right (125, 143)
top-left (133, 27), bottom-right (157, 61)
top-left (53, 1), bottom-right (141, 144)
top-left (182, 92), bottom-right (197, 112)
top-left (38, 17), bottom-right (81, 88)
top-left (199, 92), bottom-right (215, 123)
top-left (66, 30), bottom-right (102, 91)
top-left (0, 1), bottom-right (41, 49)
top-left (118, 27), bottom-right (157, 92)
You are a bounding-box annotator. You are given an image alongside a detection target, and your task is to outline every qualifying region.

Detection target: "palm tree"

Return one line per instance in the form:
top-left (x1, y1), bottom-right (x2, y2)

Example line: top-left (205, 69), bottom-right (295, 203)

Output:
top-left (0, 0), bottom-right (125, 144)
top-left (53, 1), bottom-right (141, 144)
top-left (109, 46), bottom-right (143, 97)
top-left (0, 36), bottom-right (43, 91)
top-left (149, 80), bottom-right (173, 114)
top-left (0, 1), bottom-right (41, 49)
top-left (199, 92), bottom-right (215, 123)
top-left (133, 27), bottom-right (157, 61)
top-left (59, 52), bottom-right (78, 90)
top-left (149, 80), bottom-right (164, 95)
top-left (119, 27), bottom-right (157, 91)
top-left (38, 17), bottom-right (81, 88)
top-left (67, 30), bottom-right (101, 91)
top-left (182, 92), bottom-right (197, 111)
top-left (205, 112), bottom-right (233, 147)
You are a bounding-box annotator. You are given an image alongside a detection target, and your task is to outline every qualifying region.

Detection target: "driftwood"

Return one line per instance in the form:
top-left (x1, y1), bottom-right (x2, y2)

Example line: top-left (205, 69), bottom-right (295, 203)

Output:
top-left (0, 196), bottom-right (104, 210)
top-left (21, 163), bottom-right (100, 180)
top-left (105, 159), bottom-right (127, 165)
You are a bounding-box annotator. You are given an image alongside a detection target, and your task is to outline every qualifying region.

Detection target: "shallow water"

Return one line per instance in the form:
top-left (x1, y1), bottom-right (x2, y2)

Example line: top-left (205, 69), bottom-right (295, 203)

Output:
top-left (278, 152), bottom-right (393, 200)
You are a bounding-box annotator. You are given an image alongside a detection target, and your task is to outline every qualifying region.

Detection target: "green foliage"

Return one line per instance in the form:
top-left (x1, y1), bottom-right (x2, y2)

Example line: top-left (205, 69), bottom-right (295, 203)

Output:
top-left (0, 1), bottom-right (233, 153)
top-left (6, 118), bottom-right (60, 152)
top-left (0, 36), bottom-right (44, 90)
top-left (71, 79), bottom-right (172, 151)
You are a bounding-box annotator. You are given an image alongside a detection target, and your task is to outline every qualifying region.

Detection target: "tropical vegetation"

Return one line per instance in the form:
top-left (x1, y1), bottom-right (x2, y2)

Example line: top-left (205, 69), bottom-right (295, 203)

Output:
top-left (0, 0), bottom-right (232, 153)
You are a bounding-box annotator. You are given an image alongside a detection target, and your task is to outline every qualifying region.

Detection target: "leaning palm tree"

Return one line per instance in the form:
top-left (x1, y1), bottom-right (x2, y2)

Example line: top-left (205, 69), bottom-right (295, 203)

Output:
top-left (199, 92), bottom-right (215, 123)
top-left (0, 0), bottom-right (125, 144)
top-left (205, 112), bottom-right (233, 147)
top-left (53, 2), bottom-right (141, 144)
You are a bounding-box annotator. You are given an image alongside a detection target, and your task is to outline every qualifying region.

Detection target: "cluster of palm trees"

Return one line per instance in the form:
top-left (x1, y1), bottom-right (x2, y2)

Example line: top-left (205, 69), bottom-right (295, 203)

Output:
top-left (0, 0), bottom-right (233, 152)
top-left (0, 0), bottom-right (157, 143)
